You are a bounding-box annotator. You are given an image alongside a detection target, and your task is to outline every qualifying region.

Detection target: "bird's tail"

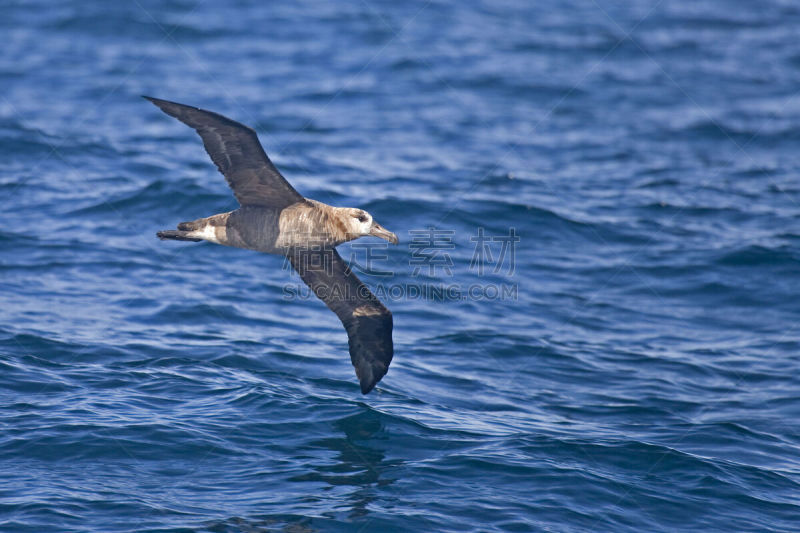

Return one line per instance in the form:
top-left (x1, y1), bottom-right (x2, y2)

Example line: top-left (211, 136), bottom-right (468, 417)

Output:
top-left (157, 213), bottom-right (229, 243)
top-left (156, 229), bottom-right (202, 242)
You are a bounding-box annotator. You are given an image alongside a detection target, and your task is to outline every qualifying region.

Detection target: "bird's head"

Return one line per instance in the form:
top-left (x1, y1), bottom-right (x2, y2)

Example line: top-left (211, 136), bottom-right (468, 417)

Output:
top-left (343, 208), bottom-right (399, 244)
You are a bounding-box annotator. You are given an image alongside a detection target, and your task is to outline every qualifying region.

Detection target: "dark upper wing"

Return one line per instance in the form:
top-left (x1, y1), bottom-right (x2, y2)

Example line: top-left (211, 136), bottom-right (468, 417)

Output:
top-left (144, 96), bottom-right (304, 209)
top-left (289, 247), bottom-right (393, 394)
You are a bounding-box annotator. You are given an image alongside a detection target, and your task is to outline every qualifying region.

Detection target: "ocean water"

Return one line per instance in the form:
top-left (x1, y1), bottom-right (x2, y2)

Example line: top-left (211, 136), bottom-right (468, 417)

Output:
top-left (2, 0), bottom-right (800, 531)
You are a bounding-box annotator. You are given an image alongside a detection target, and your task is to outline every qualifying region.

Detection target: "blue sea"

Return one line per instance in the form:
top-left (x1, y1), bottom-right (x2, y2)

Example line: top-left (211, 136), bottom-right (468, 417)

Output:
top-left (2, 1), bottom-right (800, 531)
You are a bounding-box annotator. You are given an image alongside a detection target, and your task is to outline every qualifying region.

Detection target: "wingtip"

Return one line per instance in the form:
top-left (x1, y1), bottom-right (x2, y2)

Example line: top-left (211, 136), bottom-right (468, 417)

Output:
top-left (359, 367), bottom-right (388, 394)
top-left (142, 95), bottom-right (167, 109)
top-left (142, 95), bottom-right (180, 109)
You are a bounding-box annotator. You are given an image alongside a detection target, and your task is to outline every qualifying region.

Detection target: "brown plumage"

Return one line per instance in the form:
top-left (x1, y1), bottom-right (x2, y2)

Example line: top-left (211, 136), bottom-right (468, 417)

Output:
top-left (146, 96), bottom-right (398, 394)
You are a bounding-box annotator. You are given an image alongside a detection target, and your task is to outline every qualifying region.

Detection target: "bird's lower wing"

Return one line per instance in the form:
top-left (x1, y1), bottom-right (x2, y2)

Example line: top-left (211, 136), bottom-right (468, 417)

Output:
top-left (288, 247), bottom-right (393, 394)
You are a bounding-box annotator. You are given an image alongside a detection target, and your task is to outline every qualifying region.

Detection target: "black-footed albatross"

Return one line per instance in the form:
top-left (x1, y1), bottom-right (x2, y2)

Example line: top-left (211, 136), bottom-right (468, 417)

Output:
top-left (144, 96), bottom-right (398, 394)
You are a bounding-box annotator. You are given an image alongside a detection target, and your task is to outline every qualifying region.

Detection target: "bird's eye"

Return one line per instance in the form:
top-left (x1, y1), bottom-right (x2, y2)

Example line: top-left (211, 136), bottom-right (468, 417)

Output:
top-left (357, 214), bottom-right (367, 223)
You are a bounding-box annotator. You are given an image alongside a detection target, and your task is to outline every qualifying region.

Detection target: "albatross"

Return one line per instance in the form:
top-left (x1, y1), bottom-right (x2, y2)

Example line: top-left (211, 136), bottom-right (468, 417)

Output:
top-left (144, 96), bottom-right (398, 394)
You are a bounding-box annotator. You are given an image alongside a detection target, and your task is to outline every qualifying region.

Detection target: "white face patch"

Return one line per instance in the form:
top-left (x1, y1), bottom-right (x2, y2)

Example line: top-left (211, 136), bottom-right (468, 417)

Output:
top-left (349, 210), bottom-right (373, 236)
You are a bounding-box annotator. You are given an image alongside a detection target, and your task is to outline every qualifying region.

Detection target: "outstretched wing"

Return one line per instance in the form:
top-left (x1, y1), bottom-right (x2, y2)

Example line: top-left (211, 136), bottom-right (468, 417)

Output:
top-left (144, 96), bottom-right (304, 209)
top-left (289, 247), bottom-right (393, 394)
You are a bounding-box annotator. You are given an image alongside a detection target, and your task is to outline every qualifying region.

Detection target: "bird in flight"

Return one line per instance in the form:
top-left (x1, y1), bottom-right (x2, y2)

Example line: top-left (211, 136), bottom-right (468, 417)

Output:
top-left (145, 96), bottom-right (398, 394)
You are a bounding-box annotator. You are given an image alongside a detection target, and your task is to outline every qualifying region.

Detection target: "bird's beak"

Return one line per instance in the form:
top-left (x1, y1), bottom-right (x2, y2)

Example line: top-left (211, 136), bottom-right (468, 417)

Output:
top-left (369, 222), bottom-right (399, 244)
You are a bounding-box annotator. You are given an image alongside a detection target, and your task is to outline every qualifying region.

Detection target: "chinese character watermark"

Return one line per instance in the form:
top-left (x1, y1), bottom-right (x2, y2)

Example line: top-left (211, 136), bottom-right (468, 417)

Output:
top-left (409, 227), bottom-right (455, 276)
top-left (347, 241), bottom-right (394, 277)
top-left (279, 226), bottom-right (520, 302)
top-left (469, 227), bottom-right (519, 275)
